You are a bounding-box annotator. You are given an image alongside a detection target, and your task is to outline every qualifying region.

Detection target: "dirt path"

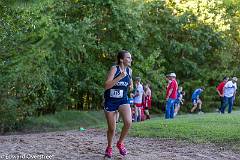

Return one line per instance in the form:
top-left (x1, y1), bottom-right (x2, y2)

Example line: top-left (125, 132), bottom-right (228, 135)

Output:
top-left (0, 128), bottom-right (239, 160)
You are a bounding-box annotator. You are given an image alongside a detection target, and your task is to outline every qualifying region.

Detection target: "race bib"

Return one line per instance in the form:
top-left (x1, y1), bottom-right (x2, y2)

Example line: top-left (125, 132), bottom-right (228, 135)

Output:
top-left (110, 89), bottom-right (123, 98)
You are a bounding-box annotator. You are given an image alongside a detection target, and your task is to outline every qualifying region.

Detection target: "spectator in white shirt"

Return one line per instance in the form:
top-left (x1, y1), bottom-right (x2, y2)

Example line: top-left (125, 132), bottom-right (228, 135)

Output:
top-left (133, 77), bottom-right (144, 122)
top-left (220, 77), bottom-right (238, 114)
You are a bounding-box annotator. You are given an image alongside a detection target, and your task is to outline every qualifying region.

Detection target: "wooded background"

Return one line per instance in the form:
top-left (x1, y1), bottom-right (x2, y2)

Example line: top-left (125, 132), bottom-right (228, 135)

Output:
top-left (1, 0), bottom-right (239, 132)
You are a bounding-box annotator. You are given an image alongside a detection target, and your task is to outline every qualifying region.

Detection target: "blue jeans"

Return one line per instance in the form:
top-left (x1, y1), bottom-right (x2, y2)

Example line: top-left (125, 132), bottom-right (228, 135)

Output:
top-left (165, 98), bottom-right (176, 119)
top-left (218, 96), bottom-right (224, 111)
top-left (221, 96), bottom-right (234, 113)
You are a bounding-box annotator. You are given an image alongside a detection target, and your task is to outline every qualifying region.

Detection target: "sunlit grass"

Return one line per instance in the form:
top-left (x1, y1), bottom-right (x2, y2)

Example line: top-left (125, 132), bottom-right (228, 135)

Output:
top-left (129, 111), bottom-right (240, 151)
top-left (22, 110), bottom-right (106, 133)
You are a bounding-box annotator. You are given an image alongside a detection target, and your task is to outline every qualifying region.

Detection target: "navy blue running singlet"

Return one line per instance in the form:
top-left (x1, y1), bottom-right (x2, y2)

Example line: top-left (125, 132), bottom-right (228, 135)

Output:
top-left (104, 66), bottom-right (131, 111)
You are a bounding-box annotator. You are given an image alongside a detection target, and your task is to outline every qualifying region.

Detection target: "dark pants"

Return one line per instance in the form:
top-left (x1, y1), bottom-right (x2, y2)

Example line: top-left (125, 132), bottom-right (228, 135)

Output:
top-left (218, 96), bottom-right (224, 111)
top-left (221, 96), bottom-right (234, 113)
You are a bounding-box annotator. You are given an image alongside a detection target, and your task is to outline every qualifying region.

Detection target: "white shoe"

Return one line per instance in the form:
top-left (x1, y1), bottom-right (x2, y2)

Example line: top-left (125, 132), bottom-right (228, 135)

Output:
top-left (198, 111), bottom-right (204, 114)
top-left (174, 112), bottom-right (177, 117)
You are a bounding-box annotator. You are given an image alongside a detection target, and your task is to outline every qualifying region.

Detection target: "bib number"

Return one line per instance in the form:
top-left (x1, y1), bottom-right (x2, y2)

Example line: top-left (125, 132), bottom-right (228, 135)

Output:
top-left (110, 89), bottom-right (123, 98)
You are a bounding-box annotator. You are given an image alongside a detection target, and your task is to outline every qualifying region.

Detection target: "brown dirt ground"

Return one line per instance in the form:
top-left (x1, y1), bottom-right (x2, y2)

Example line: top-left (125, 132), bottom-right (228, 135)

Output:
top-left (0, 128), bottom-right (240, 160)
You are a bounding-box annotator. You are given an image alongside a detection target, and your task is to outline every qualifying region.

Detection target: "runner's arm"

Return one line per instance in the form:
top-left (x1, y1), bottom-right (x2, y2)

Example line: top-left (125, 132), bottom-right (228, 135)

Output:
top-left (104, 66), bottom-right (127, 90)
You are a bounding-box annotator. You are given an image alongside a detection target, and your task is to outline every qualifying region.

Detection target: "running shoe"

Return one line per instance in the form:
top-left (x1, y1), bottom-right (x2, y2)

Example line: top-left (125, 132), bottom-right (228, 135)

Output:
top-left (105, 146), bottom-right (112, 158)
top-left (116, 141), bottom-right (127, 156)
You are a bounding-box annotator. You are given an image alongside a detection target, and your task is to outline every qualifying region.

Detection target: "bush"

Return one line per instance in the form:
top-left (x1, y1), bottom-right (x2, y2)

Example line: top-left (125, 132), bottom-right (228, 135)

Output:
top-left (0, 100), bottom-right (18, 134)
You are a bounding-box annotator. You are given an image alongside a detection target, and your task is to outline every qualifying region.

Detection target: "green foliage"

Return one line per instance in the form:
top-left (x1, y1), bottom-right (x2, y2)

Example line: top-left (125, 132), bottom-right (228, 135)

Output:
top-left (0, 0), bottom-right (239, 132)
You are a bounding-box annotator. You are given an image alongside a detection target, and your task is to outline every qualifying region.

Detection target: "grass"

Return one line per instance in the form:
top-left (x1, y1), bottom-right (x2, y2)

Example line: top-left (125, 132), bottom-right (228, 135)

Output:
top-left (17, 110), bottom-right (240, 151)
top-left (21, 110), bottom-right (106, 133)
top-left (129, 111), bottom-right (240, 151)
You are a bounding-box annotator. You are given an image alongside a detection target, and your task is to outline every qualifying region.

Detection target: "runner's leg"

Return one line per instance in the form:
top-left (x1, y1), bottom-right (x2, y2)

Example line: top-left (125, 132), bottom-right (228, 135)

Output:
top-left (118, 104), bottom-right (132, 143)
top-left (105, 111), bottom-right (117, 147)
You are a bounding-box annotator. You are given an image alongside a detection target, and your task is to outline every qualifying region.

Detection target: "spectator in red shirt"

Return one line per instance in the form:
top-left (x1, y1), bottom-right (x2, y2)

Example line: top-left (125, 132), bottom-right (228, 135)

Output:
top-left (165, 73), bottom-right (178, 119)
top-left (216, 77), bottom-right (229, 112)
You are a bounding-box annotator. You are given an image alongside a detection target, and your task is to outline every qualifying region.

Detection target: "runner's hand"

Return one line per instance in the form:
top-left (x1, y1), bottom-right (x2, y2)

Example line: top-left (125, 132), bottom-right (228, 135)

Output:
top-left (119, 71), bottom-right (127, 79)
